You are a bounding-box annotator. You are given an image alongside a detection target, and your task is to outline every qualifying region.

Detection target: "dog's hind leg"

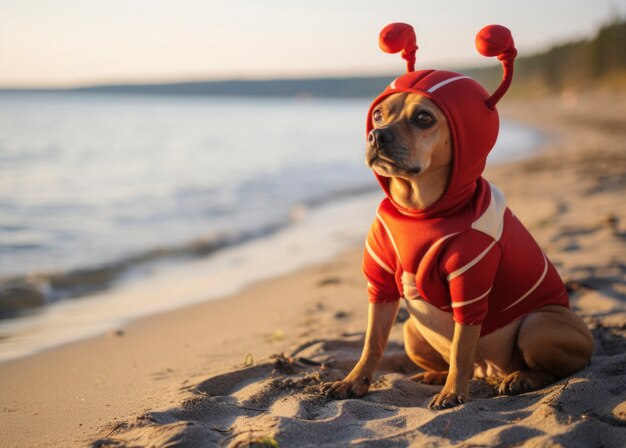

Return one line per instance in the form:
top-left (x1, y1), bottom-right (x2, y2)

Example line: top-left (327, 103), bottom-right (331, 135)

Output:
top-left (403, 320), bottom-right (449, 384)
top-left (499, 305), bottom-right (593, 395)
top-left (410, 370), bottom-right (449, 385)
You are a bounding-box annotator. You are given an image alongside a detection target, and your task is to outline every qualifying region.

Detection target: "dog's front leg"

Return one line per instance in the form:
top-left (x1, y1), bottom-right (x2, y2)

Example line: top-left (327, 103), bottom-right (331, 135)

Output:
top-left (323, 301), bottom-right (399, 399)
top-left (429, 322), bottom-right (481, 410)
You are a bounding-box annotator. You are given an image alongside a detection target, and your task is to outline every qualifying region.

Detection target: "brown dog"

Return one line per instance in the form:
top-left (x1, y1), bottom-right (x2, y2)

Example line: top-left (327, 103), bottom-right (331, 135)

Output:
top-left (322, 92), bottom-right (593, 409)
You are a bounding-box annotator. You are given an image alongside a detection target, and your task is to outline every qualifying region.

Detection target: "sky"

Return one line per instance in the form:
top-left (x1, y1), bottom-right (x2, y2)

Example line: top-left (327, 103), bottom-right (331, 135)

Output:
top-left (1, 0), bottom-right (624, 88)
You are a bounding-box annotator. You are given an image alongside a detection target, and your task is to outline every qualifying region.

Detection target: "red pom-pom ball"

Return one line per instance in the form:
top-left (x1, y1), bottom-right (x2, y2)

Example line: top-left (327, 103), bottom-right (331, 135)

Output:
top-left (475, 25), bottom-right (514, 57)
top-left (379, 23), bottom-right (416, 54)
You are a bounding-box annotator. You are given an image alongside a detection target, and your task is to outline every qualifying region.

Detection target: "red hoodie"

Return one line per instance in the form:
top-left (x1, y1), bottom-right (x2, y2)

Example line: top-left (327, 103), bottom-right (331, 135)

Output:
top-left (362, 34), bottom-right (568, 336)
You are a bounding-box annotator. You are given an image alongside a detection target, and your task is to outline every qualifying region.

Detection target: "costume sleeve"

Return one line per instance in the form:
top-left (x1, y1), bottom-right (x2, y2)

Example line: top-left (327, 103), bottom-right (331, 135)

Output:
top-left (362, 215), bottom-right (400, 303)
top-left (439, 230), bottom-right (501, 326)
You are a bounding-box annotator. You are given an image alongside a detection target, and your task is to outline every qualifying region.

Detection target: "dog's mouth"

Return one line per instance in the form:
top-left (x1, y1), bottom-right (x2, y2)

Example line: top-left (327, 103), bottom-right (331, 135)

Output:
top-left (367, 152), bottom-right (396, 167)
top-left (366, 148), bottom-right (398, 168)
top-left (368, 153), bottom-right (422, 176)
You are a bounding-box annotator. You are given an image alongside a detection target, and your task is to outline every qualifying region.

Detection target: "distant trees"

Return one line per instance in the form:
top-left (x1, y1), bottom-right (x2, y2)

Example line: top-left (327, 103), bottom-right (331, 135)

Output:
top-left (471, 19), bottom-right (626, 94)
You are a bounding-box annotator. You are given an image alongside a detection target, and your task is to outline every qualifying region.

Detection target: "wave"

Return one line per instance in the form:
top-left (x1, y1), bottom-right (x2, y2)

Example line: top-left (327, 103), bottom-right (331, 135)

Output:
top-left (0, 184), bottom-right (378, 319)
top-left (0, 224), bottom-right (283, 318)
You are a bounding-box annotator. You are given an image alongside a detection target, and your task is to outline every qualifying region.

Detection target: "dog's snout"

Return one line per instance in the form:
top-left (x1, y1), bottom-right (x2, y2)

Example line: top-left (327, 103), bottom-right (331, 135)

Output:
top-left (368, 128), bottom-right (394, 148)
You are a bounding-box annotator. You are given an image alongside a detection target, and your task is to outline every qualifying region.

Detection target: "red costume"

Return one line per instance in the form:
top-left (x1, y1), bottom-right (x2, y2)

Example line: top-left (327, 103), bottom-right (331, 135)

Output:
top-left (362, 24), bottom-right (569, 336)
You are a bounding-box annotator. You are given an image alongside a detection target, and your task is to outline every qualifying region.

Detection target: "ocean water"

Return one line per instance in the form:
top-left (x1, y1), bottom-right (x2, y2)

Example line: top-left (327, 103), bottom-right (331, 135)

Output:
top-left (0, 92), bottom-right (541, 361)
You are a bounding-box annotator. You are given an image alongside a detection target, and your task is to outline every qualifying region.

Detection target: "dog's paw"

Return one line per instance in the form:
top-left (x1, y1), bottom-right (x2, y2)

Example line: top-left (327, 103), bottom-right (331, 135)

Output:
top-left (498, 370), bottom-right (556, 395)
top-left (410, 370), bottom-right (448, 385)
top-left (321, 377), bottom-right (370, 400)
top-left (428, 391), bottom-right (468, 410)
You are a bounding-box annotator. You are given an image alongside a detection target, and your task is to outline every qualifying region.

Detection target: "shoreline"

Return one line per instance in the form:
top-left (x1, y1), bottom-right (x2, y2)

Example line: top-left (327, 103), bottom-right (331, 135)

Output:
top-left (0, 190), bottom-right (381, 364)
top-left (1, 87), bottom-right (625, 447)
top-left (0, 118), bottom-right (537, 364)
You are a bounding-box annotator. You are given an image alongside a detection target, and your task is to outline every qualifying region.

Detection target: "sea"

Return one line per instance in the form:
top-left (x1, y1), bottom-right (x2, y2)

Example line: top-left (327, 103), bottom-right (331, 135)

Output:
top-left (0, 92), bottom-right (542, 362)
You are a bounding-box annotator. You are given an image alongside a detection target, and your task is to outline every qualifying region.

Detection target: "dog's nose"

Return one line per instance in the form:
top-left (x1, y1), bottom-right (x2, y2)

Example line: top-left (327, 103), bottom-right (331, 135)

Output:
top-left (368, 128), bottom-right (394, 148)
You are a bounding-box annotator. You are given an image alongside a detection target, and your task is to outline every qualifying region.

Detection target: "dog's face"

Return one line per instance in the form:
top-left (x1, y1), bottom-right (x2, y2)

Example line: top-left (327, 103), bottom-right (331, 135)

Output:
top-left (366, 92), bottom-right (452, 180)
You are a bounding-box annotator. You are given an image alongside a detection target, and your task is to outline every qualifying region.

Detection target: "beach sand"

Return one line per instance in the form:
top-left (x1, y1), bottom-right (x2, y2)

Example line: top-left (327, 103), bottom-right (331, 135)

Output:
top-left (1, 88), bottom-right (625, 447)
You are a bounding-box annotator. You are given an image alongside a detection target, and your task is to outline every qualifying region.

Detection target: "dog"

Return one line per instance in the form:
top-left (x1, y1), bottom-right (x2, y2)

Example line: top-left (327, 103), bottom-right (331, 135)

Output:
top-left (322, 24), bottom-right (593, 409)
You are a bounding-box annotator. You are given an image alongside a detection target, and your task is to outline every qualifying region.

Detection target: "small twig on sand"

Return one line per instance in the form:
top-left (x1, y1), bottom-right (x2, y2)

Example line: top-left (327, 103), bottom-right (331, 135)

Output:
top-left (297, 357), bottom-right (323, 366)
top-left (289, 339), bottom-right (326, 358)
top-left (103, 421), bottom-right (127, 438)
top-left (543, 379), bottom-right (570, 406)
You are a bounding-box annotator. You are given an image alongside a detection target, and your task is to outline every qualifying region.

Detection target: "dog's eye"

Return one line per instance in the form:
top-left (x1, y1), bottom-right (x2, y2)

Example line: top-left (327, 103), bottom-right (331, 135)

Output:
top-left (372, 110), bottom-right (383, 123)
top-left (414, 111), bottom-right (435, 128)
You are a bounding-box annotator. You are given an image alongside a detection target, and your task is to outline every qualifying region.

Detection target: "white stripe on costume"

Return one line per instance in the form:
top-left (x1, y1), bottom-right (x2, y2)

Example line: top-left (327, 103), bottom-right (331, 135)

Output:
top-left (376, 212), bottom-right (402, 265)
top-left (366, 239), bottom-right (394, 275)
top-left (427, 76), bottom-right (470, 93)
top-left (472, 183), bottom-right (507, 241)
top-left (446, 240), bottom-right (497, 281)
top-left (451, 287), bottom-right (492, 308)
top-left (500, 253), bottom-right (549, 312)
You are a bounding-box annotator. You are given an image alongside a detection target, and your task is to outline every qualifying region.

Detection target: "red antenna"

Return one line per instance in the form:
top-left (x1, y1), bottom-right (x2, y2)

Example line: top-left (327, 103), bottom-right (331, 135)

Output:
top-left (475, 25), bottom-right (517, 109)
top-left (379, 23), bottom-right (418, 73)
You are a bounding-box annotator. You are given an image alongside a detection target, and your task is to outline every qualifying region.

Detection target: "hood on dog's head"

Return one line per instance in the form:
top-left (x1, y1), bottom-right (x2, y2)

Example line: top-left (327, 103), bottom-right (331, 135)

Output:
top-left (366, 23), bottom-right (517, 218)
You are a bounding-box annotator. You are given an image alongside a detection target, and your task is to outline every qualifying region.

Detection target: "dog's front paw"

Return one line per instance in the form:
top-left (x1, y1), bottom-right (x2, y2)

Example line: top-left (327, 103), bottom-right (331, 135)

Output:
top-left (428, 391), bottom-right (468, 410)
top-left (321, 376), bottom-right (370, 400)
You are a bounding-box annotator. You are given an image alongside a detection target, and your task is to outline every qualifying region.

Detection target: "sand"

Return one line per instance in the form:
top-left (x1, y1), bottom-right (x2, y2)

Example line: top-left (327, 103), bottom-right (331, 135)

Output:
top-left (1, 88), bottom-right (625, 447)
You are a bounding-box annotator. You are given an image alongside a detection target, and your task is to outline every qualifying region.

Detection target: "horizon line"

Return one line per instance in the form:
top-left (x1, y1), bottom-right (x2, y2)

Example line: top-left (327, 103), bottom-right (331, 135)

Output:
top-left (0, 63), bottom-right (502, 91)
